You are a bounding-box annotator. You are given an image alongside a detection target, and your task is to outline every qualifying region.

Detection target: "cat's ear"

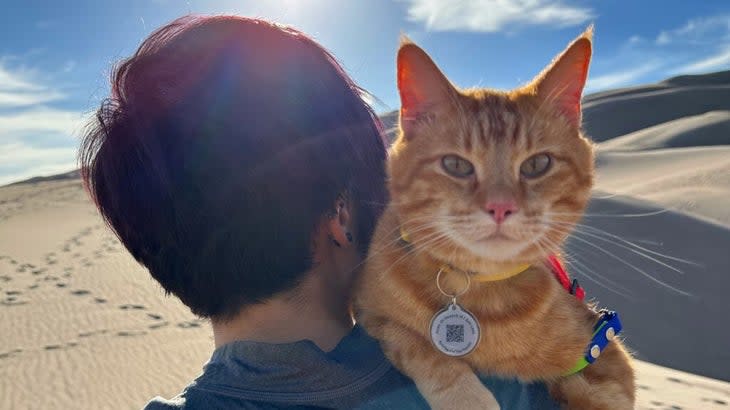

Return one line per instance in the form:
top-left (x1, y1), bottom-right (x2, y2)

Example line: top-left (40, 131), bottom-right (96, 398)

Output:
top-left (397, 37), bottom-right (455, 133)
top-left (533, 26), bottom-right (593, 127)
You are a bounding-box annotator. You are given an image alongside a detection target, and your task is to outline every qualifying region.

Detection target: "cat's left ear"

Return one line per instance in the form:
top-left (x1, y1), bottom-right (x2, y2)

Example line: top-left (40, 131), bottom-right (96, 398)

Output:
top-left (533, 26), bottom-right (593, 127)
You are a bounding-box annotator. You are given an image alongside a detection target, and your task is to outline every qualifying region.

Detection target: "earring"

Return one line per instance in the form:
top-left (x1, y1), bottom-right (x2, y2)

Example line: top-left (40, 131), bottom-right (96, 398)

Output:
top-left (346, 232), bottom-right (353, 243)
top-left (328, 233), bottom-right (342, 248)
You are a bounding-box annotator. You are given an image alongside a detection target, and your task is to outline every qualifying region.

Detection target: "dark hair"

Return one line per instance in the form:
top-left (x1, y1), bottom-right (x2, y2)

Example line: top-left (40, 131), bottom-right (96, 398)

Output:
top-left (79, 15), bottom-right (387, 319)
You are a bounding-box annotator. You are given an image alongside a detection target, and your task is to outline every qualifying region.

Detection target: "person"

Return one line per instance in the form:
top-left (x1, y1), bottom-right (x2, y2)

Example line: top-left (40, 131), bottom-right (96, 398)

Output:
top-left (79, 15), bottom-right (560, 409)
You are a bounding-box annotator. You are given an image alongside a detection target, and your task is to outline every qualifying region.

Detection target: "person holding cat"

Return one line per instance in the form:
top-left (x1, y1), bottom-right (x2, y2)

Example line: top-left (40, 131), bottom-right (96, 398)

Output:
top-left (79, 14), bottom-right (561, 409)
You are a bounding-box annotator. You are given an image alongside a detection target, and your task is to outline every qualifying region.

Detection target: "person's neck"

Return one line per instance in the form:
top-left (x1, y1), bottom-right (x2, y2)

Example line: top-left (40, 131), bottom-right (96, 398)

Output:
top-left (212, 268), bottom-right (354, 352)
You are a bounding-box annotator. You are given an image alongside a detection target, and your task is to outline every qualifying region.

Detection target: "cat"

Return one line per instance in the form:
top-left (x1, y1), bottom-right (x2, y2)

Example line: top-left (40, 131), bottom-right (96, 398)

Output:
top-left (354, 28), bottom-right (635, 410)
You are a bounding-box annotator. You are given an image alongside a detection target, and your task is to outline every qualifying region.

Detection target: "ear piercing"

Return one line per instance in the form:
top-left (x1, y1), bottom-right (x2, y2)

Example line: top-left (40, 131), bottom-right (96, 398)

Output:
top-left (328, 234), bottom-right (342, 248)
top-left (328, 232), bottom-right (352, 248)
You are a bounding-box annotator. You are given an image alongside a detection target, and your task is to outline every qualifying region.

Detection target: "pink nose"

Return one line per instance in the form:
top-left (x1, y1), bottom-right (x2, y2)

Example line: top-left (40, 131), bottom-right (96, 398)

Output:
top-left (484, 201), bottom-right (518, 224)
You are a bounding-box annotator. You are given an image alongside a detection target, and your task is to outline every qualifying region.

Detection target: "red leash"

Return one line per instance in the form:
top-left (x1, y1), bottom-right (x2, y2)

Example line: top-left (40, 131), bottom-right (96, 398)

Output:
top-left (548, 255), bottom-right (585, 301)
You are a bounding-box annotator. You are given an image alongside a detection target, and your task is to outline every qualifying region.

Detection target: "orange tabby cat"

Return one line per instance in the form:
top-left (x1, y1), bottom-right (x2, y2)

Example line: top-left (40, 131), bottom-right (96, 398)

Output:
top-left (355, 28), bottom-right (635, 410)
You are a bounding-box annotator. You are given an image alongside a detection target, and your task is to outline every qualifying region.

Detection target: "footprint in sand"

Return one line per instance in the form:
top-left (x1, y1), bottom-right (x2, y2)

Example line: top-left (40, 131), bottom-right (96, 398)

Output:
top-left (78, 329), bottom-right (108, 338)
top-left (5, 290), bottom-right (20, 296)
top-left (119, 304), bottom-right (146, 310)
top-left (70, 289), bottom-right (90, 296)
top-left (93, 297), bottom-right (107, 304)
top-left (177, 320), bottom-right (203, 329)
top-left (0, 275), bottom-right (11, 282)
top-left (149, 321), bottom-right (170, 330)
top-left (0, 348), bottom-right (22, 359)
top-left (55, 283), bottom-right (67, 288)
top-left (44, 342), bottom-right (78, 351)
top-left (702, 397), bottom-right (727, 406)
top-left (147, 313), bottom-right (163, 320)
top-left (28, 284), bottom-right (39, 290)
top-left (117, 330), bottom-right (148, 337)
top-left (2, 296), bottom-right (28, 306)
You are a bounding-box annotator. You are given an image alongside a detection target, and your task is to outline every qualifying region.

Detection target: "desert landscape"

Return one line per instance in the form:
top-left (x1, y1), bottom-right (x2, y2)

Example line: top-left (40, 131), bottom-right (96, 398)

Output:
top-left (1, 70), bottom-right (729, 409)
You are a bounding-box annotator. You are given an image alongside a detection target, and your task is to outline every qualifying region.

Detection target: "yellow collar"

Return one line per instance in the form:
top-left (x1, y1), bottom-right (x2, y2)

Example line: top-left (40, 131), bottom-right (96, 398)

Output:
top-left (400, 227), bottom-right (531, 283)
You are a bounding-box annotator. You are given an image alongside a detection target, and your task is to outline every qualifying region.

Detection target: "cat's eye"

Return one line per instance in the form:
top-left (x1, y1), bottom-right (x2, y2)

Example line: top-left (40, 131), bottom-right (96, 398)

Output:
top-left (520, 153), bottom-right (552, 178)
top-left (441, 155), bottom-right (474, 178)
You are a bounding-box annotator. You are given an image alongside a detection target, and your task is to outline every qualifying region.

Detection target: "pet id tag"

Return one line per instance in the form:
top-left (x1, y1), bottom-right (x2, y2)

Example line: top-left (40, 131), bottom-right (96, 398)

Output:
top-left (430, 301), bottom-right (481, 357)
top-left (430, 267), bottom-right (481, 357)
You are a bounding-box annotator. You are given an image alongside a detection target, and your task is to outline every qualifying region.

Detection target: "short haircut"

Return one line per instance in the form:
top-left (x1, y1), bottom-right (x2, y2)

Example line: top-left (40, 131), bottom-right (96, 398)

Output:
top-left (79, 15), bottom-right (387, 319)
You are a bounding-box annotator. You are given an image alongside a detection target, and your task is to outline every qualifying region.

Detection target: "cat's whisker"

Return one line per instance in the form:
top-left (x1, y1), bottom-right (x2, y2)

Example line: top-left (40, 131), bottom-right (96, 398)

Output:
top-left (545, 209), bottom-right (671, 218)
top-left (533, 236), bottom-right (610, 295)
top-left (542, 224), bottom-right (692, 296)
top-left (348, 218), bottom-right (457, 275)
top-left (377, 232), bottom-right (454, 277)
top-left (559, 251), bottom-right (635, 298)
top-left (545, 219), bottom-right (699, 267)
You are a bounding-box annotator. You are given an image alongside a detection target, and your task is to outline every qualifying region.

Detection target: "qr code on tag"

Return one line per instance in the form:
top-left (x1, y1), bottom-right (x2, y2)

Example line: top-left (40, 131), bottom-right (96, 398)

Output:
top-left (446, 324), bottom-right (464, 343)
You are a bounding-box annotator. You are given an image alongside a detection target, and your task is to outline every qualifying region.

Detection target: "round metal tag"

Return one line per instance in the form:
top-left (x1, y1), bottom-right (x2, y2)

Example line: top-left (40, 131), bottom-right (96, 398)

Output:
top-left (429, 303), bottom-right (481, 357)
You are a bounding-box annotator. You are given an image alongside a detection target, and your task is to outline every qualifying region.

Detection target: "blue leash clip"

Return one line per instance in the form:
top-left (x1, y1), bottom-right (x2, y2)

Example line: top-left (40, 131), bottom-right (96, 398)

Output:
top-left (586, 310), bottom-right (622, 364)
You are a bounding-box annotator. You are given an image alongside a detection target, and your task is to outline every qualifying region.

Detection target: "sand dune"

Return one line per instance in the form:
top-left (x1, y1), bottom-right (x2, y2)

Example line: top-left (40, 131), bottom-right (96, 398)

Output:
top-left (0, 180), bottom-right (211, 410)
top-left (599, 111), bottom-right (730, 151)
top-left (583, 71), bottom-right (730, 142)
top-left (595, 146), bottom-right (730, 225)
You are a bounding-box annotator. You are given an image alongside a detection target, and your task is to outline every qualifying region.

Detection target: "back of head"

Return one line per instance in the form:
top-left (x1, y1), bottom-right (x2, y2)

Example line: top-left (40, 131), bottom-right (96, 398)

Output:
top-left (80, 15), bottom-right (387, 319)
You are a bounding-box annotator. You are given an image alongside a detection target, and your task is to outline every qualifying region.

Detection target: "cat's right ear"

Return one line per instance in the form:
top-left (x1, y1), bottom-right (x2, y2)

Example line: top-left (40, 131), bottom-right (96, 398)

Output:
top-left (397, 38), bottom-right (455, 134)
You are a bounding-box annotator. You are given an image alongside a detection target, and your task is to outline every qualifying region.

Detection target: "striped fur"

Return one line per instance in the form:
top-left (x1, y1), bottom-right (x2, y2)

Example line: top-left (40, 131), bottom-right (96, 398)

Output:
top-left (355, 29), bottom-right (635, 409)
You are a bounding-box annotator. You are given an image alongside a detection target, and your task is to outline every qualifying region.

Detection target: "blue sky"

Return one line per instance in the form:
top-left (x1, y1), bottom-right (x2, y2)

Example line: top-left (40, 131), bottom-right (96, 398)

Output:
top-left (1, 0), bottom-right (729, 185)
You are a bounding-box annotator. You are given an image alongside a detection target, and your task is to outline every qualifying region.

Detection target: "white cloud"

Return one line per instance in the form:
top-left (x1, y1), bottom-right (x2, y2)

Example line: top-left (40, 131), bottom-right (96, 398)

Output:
top-left (0, 143), bottom-right (77, 186)
top-left (0, 63), bottom-right (66, 108)
top-left (672, 46), bottom-right (730, 74)
top-left (402, 0), bottom-right (594, 32)
top-left (0, 106), bottom-right (82, 135)
top-left (0, 63), bottom-right (43, 91)
top-left (62, 60), bottom-right (76, 73)
top-left (586, 61), bottom-right (662, 92)
top-left (0, 60), bottom-right (84, 185)
top-left (655, 15), bottom-right (730, 45)
top-left (655, 32), bottom-right (671, 45)
top-left (627, 35), bottom-right (643, 45)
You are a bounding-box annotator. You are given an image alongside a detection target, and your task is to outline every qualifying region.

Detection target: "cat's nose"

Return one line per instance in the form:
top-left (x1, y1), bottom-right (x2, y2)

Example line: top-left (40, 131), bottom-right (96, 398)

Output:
top-left (484, 201), bottom-right (518, 224)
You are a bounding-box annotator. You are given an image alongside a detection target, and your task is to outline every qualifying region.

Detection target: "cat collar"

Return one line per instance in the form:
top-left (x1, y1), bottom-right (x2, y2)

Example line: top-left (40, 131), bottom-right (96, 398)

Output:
top-left (399, 226), bottom-right (622, 375)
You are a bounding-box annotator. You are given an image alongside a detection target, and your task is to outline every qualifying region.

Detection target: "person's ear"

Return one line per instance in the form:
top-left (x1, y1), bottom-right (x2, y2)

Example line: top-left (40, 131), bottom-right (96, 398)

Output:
top-left (327, 195), bottom-right (354, 248)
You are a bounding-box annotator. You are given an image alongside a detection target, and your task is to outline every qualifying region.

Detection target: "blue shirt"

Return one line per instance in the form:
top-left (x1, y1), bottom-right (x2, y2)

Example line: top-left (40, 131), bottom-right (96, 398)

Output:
top-left (144, 325), bottom-right (560, 409)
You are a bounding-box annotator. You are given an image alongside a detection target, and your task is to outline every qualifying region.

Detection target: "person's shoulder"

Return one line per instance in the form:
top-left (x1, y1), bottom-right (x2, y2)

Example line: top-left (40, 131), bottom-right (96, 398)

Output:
top-left (142, 395), bottom-right (185, 410)
top-left (141, 392), bottom-right (285, 410)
